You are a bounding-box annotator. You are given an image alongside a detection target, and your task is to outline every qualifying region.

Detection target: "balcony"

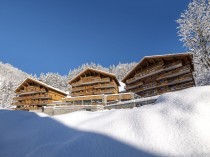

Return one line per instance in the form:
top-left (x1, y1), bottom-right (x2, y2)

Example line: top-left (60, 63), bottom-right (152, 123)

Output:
top-left (130, 62), bottom-right (164, 83)
top-left (126, 77), bottom-right (137, 84)
top-left (17, 88), bottom-right (46, 95)
top-left (156, 64), bottom-right (191, 80)
top-left (31, 94), bottom-right (52, 99)
top-left (131, 73), bottom-right (193, 94)
top-left (71, 91), bottom-right (86, 97)
top-left (94, 89), bottom-right (116, 95)
top-left (158, 87), bottom-right (171, 95)
top-left (72, 77), bottom-right (111, 87)
top-left (142, 82), bottom-right (157, 90)
top-left (157, 80), bottom-right (169, 86)
top-left (163, 60), bottom-right (182, 70)
top-left (140, 89), bottom-right (158, 97)
top-left (128, 86), bottom-right (143, 94)
top-left (167, 73), bottom-right (193, 85)
top-left (14, 94), bottom-right (52, 101)
top-left (126, 61), bottom-right (183, 84)
top-left (170, 81), bottom-right (194, 91)
top-left (93, 82), bottom-right (117, 89)
top-left (85, 90), bottom-right (94, 95)
top-left (126, 81), bottom-right (143, 90)
top-left (137, 80), bottom-right (194, 98)
top-left (72, 86), bottom-right (86, 92)
top-left (81, 76), bottom-right (101, 81)
top-left (13, 100), bottom-right (51, 106)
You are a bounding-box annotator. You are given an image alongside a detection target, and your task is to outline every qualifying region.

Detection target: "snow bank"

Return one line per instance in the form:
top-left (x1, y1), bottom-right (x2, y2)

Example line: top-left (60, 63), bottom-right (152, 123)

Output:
top-left (0, 86), bottom-right (210, 157)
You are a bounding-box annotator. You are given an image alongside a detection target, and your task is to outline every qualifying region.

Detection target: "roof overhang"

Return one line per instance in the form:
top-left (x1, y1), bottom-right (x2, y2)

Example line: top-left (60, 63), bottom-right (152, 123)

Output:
top-left (69, 68), bottom-right (120, 86)
top-left (122, 52), bottom-right (193, 83)
top-left (15, 77), bottom-right (68, 96)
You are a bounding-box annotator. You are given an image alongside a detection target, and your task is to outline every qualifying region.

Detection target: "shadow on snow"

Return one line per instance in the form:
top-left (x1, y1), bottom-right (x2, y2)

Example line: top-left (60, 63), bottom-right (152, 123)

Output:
top-left (0, 110), bottom-right (160, 157)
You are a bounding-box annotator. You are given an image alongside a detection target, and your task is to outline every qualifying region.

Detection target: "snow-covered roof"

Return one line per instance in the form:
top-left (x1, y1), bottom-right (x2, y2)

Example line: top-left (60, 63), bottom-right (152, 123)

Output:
top-left (69, 68), bottom-right (120, 86)
top-left (122, 52), bottom-right (193, 82)
top-left (15, 77), bottom-right (68, 95)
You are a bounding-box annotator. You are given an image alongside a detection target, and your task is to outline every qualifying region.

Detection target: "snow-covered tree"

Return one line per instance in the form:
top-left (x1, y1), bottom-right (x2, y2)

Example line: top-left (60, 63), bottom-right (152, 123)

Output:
top-left (0, 81), bottom-right (15, 108)
top-left (177, 0), bottom-right (210, 85)
top-left (39, 72), bottom-right (70, 92)
top-left (68, 62), bottom-right (136, 81)
top-left (109, 62), bottom-right (136, 80)
top-left (0, 61), bottom-right (29, 108)
top-left (68, 62), bottom-right (109, 80)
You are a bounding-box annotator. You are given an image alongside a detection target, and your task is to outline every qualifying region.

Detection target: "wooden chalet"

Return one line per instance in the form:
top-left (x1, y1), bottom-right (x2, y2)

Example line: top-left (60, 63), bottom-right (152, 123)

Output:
top-left (69, 68), bottom-right (120, 97)
top-left (122, 53), bottom-right (195, 97)
top-left (13, 77), bottom-right (68, 110)
top-left (61, 68), bottom-right (136, 106)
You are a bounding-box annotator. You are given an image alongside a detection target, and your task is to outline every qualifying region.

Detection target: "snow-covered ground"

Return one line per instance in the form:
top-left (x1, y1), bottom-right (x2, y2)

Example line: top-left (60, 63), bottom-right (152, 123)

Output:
top-left (0, 86), bottom-right (210, 157)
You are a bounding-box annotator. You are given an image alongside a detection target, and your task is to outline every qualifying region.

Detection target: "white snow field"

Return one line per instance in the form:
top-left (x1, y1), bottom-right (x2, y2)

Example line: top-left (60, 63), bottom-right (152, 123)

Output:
top-left (0, 86), bottom-right (210, 157)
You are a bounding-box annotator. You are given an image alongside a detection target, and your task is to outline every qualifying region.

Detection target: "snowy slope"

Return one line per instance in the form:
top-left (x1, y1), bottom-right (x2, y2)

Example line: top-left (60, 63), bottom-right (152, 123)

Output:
top-left (0, 86), bottom-right (210, 157)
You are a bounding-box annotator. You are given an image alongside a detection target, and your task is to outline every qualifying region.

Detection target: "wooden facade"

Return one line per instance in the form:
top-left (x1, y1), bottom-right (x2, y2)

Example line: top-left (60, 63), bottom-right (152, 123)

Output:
top-left (69, 68), bottom-right (120, 97)
top-left (122, 53), bottom-right (195, 97)
top-left (13, 78), bottom-right (67, 110)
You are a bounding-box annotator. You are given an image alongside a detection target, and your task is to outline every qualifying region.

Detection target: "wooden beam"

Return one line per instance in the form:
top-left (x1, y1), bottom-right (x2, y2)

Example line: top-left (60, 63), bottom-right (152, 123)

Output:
top-left (185, 56), bottom-right (189, 63)
top-left (160, 58), bottom-right (164, 64)
top-left (145, 59), bottom-right (148, 68)
top-left (152, 58), bottom-right (155, 65)
top-left (140, 66), bottom-right (142, 71)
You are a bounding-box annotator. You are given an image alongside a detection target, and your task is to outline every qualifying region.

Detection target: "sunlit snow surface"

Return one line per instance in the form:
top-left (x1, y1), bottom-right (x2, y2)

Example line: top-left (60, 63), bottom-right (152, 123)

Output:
top-left (0, 86), bottom-right (210, 157)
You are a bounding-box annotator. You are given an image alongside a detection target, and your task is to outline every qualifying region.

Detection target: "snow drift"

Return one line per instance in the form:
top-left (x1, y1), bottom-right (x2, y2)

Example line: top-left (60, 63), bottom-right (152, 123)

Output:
top-left (0, 86), bottom-right (210, 157)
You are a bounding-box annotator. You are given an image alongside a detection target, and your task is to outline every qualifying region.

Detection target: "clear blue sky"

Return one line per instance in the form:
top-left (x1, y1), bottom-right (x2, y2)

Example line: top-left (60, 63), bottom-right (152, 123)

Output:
top-left (0, 0), bottom-right (190, 75)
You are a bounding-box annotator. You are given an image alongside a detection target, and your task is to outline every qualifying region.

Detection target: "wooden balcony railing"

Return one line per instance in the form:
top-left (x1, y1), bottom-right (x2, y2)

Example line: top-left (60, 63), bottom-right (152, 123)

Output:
top-left (126, 81), bottom-right (143, 90)
top-left (142, 82), bottom-right (157, 90)
top-left (72, 77), bottom-right (111, 87)
top-left (138, 73), bottom-right (193, 93)
top-left (17, 88), bottom-right (46, 95)
top-left (71, 91), bottom-right (86, 96)
top-left (170, 81), bottom-right (194, 91)
top-left (94, 89), bottom-right (116, 95)
top-left (126, 77), bottom-right (137, 84)
top-left (138, 80), bottom-right (194, 98)
top-left (93, 82), bottom-right (117, 89)
top-left (128, 86), bottom-right (143, 94)
top-left (80, 76), bottom-right (101, 82)
top-left (126, 60), bottom-right (183, 84)
top-left (72, 86), bottom-right (86, 92)
top-left (85, 91), bottom-right (94, 95)
top-left (14, 94), bottom-right (52, 101)
top-left (168, 73), bottom-right (192, 84)
top-left (72, 85), bottom-right (96, 92)
top-left (132, 62), bottom-right (164, 82)
top-left (14, 100), bottom-right (51, 106)
top-left (157, 80), bottom-right (169, 86)
top-left (157, 64), bottom-right (191, 80)
top-left (163, 60), bottom-right (180, 69)
top-left (130, 73), bottom-right (192, 94)
top-left (158, 87), bottom-right (171, 95)
top-left (140, 89), bottom-right (158, 97)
